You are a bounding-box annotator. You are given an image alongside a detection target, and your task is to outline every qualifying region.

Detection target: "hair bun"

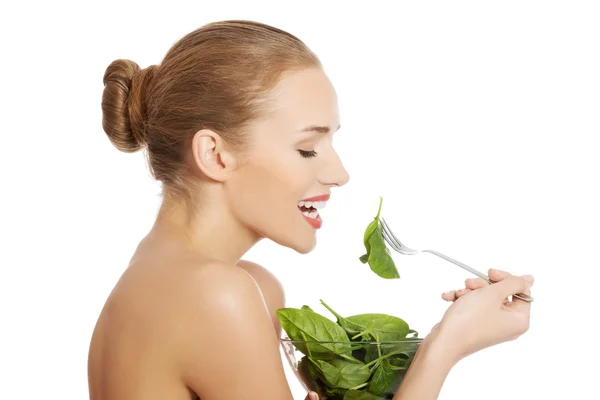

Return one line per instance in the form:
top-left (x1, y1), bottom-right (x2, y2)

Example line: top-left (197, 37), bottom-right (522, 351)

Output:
top-left (101, 59), bottom-right (157, 152)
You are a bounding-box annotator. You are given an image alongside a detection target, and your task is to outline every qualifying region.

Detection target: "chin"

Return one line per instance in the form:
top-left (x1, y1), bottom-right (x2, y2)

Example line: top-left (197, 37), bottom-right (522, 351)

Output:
top-left (291, 236), bottom-right (317, 254)
top-left (268, 228), bottom-right (317, 254)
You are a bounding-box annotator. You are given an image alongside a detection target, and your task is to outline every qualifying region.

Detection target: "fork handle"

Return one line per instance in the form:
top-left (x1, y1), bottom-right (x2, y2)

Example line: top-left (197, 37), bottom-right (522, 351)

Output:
top-left (422, 250), bottom-right (534, 303)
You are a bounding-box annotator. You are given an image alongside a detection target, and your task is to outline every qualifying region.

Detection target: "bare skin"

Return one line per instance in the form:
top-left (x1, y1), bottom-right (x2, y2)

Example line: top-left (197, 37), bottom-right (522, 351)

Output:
top-left (88, 67), bottom-right (534, 399)
top-left (87, 239), bottom-right (289, 399)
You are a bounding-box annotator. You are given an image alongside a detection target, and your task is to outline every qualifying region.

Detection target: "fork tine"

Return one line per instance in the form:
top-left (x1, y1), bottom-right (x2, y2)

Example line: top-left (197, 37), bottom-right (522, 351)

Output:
top-left (381, 228), bottom-right (401, 252)
top-left (380, 218), bottom-right (403, 249)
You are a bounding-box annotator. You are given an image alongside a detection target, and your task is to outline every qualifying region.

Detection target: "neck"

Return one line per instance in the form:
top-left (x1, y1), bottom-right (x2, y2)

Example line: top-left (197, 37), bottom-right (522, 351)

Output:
top-left (147, 195), bottom-right (261, 265)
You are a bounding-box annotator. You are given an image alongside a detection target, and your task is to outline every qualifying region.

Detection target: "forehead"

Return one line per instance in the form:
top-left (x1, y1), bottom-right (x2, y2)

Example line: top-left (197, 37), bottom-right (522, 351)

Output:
top-left (259, 67), bottom-right (340, 133)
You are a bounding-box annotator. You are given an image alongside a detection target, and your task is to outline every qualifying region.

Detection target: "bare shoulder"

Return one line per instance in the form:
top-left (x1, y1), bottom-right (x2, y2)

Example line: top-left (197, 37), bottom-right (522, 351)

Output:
top-left (170, 258), bottom-right (293, 399)
top-left (166, 258), bottom-right (265, 323)
top-left (236, 260), bottom-right (285, 307)
top-left (89, 254), bottom-right (293, 399)
top-left (236, 259), bottom-right (286, 337)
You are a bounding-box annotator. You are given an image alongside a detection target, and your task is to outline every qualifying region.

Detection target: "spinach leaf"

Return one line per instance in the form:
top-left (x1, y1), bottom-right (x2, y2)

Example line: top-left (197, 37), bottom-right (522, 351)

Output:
top-left (320, 299), bottom-right (368, 338)
top-left (368, 359), bottom-right (397, 396)
top-left (359, 197), bottom-right (399, 279)
top-left (298, 356), bottom-right (324, 395)
top-left (345, 314), bottom-right (409, 342)
top-left (343, 389), bottom-right (387, 400)
top-left (386, 355), bottom-right (409, 371)
top-left (367, 226), bottom-right (399, 279)
top-left (325, 386), bottom-right (349, 399)
top-left (320, 300), bottom-right (409, 341)
top-left (276, 308), bottom-right (356, 360)
top-left (359, 197), bottom-right (382, 263)
top-left (310, 358), bottom-right (371, 389)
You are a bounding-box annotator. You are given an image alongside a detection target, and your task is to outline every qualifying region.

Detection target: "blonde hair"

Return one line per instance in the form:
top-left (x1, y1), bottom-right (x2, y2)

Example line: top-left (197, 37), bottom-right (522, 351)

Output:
top-left (101, 20), bottom-right (321, 202)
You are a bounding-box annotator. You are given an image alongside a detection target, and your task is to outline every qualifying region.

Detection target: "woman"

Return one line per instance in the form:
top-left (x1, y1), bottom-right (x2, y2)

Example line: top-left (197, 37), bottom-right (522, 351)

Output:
top-left (88, 20), bottom-right (534, 400)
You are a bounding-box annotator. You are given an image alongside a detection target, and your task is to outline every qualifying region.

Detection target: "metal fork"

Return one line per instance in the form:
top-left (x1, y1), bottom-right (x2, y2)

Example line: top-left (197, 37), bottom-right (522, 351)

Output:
top-left (380, 218), bottom-right (534, 303)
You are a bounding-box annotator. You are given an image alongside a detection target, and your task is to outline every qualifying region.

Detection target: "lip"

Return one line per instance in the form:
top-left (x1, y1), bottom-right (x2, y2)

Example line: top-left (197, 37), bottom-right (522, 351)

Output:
top-left (302, 213), bottom-right (322, 229)
top-left (300, 194), bottom-right (330, 202)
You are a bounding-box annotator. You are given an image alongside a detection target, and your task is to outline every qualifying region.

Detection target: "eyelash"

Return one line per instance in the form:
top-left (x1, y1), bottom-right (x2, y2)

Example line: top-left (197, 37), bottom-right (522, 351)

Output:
top-left (297, 149), bottom-right (318, 158)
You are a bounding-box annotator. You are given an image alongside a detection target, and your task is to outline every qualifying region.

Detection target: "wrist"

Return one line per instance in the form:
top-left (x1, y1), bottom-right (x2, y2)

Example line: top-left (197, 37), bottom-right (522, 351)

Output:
top-left (392, 326), bottom-right (457, 400)
top-left (421, 325), bottom-right (462, 368)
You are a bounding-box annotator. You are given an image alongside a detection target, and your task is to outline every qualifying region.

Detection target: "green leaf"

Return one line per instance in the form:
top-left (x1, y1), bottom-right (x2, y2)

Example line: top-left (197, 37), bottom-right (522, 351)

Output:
top-left (310, 358), bottom-right (371, 389)
top-left (344, 389), bottom-right (387, 400)
top-left (368, 360), bottom-right (398, 396)
top-left (325, 387), bottom-right (348, 399)
top-left (276, 308), bottom-right (354, 360)
top-left (387, 354), bottom-right (410, 371)
top-left (359, 197), bottom-right (400, 279)
top-left (298, 356), bottom-right (324, 395)
top-left (320, 299), bottom-right (367, 337)
top-left (362, 220), bottom-right (379, 255)
top-left (301, 305), bottom-right (315, 312)
top-left (320, 300), bottom-right (410, 342)
top-left (345, 314), bottom-right (410, 342)
top-left (360, 198), bottom-right (383, 263)
top-left (367, 226), bottom-right (399, 279)
top-left (361, 344), bottom-right (380, 364)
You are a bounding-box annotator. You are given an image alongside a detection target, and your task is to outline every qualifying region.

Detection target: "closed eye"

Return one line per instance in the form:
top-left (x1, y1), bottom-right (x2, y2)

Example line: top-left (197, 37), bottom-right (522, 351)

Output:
top-left (297, 149), bottom-right (318, 158)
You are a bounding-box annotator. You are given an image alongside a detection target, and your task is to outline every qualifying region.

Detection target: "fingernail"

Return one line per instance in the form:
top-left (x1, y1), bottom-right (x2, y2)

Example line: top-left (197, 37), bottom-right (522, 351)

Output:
top-left (489, 268), bottom-right (498, 273)
top-left (522, 274), bottom-right (534, 282)
top-left (309, 391), bottom-right (318, 400)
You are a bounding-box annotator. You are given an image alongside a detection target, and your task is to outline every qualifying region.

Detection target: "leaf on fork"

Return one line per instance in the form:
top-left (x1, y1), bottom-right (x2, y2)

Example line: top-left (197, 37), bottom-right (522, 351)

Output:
top-left (359, 197), bottom-right (400, 279)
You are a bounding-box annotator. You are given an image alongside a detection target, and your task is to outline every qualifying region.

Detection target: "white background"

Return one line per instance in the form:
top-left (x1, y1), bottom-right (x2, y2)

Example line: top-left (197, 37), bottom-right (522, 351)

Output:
top-left (1, 0), bottom-right (598, 399)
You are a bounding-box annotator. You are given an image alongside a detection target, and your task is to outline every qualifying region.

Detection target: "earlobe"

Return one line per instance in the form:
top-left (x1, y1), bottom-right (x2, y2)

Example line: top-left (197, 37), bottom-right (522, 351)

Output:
top-left (191, 129), bottom-right (236, 182)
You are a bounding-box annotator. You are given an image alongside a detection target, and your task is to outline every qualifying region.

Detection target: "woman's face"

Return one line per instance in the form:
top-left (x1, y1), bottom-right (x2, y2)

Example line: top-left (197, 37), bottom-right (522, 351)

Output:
top-left (226, 67), bottom-right (349, 253)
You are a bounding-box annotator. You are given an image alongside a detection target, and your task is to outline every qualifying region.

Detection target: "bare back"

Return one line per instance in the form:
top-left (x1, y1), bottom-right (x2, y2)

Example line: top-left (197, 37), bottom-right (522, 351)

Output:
top-left (88, 237), bottom-right (286, 400)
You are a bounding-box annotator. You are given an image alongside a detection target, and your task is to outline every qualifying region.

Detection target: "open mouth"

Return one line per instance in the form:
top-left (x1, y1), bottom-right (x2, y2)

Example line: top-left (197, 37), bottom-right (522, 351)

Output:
top-left (297, 194), bottom-right (329, 229)
top-left (297, 200), bottom-right (325, 219)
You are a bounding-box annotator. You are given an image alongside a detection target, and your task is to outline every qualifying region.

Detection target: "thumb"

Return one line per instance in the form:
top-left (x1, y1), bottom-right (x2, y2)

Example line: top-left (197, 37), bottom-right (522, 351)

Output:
top-left (492, 274), bottom-right (534, 300)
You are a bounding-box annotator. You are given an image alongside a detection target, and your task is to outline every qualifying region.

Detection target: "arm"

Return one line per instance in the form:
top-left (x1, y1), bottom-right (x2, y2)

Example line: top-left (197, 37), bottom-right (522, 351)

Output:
top-left (392, 328), bottom-right (457, 400)
top-left (175, 262), bottom-right (294, 400)
top-left (393, 269), bottom-right (534, 399)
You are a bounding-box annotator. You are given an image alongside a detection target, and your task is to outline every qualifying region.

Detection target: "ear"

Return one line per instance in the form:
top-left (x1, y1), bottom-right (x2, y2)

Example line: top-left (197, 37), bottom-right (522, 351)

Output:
top-left (190, 129), bottom-right (238, 182)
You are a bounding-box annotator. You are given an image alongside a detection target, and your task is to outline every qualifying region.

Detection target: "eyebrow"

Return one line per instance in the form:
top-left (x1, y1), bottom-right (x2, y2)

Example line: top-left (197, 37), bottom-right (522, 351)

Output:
top-left (300, 124), bottom-right (341, 134)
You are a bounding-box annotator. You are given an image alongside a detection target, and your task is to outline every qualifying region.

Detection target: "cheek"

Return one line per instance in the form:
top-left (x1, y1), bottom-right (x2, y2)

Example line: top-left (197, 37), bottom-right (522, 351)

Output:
top-left (226, 155), bottom-right (315, 239)
top-left (233, 153), bottom-right (313, 202)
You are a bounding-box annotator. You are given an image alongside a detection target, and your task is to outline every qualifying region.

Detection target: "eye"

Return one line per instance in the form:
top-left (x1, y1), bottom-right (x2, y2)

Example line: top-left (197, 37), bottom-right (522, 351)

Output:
top-left (297, 149), bottom-right (318, 158)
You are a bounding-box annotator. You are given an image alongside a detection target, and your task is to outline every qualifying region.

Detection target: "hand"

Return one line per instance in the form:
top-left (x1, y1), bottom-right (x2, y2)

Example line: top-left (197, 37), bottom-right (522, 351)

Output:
top-left (304, 391), bottom-right (318, 400)
top-left (433, 268), bottom-right (534, 363)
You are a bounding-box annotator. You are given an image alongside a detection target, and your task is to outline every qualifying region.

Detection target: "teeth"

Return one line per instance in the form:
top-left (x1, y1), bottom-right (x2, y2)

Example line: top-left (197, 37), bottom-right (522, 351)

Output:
top-left (301, 210), bottom-right (319, 219)
top-left (313, 201), bottom-right (326, 209)
top-left (297, 200), bottom-right (327, 209)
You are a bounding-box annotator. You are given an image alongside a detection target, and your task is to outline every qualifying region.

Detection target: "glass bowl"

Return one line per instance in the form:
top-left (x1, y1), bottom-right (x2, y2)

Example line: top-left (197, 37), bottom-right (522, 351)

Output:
top-left (281, 336), bottom-right (423, 400)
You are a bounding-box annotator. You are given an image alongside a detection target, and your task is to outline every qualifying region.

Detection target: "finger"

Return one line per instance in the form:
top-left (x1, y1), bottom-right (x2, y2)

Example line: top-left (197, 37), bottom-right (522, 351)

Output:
top-left (455, 288), bottom-right (472, 299)
top-left (441, 290), bottom-right (457, 302)
top-left (492, 275), bottom-right (534, 303)
top-left (465, 277), bottom-right (487, 290)
top-left (305, 391), bottom-right (318, 400)
top-left (488, 268), bottom-right (511, 282)
top-left (506, 275), bottom-right (534, 310)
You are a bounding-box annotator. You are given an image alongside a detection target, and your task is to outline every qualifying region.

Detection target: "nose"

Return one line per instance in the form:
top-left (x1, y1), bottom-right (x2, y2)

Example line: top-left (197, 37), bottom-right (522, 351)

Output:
top-left (318, 147), bottom-right (350, 187)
